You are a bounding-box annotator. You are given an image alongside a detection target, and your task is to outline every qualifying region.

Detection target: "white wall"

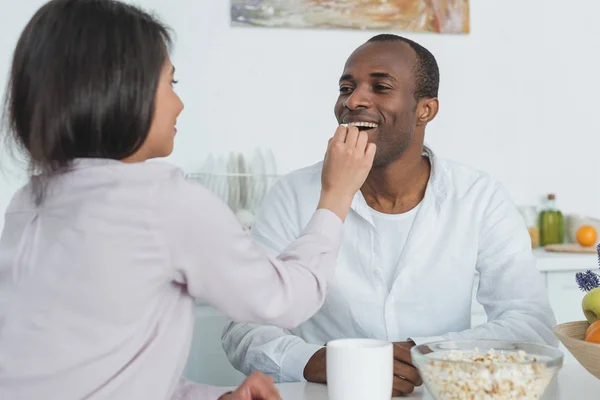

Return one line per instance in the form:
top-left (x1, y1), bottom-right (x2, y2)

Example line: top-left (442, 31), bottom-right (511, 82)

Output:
top-left (1, 0), bottom-right (599, 232)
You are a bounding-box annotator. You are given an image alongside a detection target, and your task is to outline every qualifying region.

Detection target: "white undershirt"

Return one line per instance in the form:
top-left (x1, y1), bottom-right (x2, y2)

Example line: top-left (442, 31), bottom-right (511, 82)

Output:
top-left (369, 203), bottom-right (421, 291)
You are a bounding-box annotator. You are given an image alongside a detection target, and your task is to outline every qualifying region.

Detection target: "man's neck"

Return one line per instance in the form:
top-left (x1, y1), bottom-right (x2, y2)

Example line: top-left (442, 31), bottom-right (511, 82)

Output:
top-left (360, 145), bottom-right (431, 215)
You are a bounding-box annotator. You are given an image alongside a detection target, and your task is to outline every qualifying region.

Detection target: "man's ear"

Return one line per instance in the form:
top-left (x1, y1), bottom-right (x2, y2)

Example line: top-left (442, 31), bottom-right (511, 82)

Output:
top-left (416, 98), bottom-right (439, 126)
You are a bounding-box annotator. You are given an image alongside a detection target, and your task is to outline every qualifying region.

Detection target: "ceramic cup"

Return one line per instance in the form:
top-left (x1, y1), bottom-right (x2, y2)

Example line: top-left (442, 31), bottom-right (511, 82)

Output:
top-left (326, 338), bottom-right (393, 400)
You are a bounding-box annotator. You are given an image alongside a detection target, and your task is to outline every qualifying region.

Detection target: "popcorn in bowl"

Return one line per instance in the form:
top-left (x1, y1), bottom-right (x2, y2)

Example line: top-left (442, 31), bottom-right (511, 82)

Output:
top-left (411, 340), bottom-right (563, 400)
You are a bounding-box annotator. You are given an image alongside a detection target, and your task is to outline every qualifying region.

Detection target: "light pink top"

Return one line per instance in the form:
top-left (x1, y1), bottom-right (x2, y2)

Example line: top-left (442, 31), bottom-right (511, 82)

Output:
top-left (0, 159), bottom-right (343, 399)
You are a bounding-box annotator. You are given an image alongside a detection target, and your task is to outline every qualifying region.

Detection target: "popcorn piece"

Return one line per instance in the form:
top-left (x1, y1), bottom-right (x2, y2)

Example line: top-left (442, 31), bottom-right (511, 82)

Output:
top-left (422, 349), bottom-right (553, 400)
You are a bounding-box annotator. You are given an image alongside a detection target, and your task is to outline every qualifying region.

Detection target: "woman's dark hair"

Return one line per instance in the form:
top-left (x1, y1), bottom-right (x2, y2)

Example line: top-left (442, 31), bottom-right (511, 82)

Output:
top-left (2, 0), bottom-right (171, 177)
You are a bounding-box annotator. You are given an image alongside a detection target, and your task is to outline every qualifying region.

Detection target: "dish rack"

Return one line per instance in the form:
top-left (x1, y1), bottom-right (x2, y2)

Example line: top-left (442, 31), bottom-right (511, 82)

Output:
top-left (186, 150), bottom-right (281, 229)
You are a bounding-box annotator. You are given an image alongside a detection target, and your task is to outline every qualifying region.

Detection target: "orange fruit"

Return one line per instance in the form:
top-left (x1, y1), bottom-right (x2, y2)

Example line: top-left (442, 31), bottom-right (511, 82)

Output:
top-left (576, 225), bottom-right (598, 247)
top-left (585, 320), bottom-right (600, 344)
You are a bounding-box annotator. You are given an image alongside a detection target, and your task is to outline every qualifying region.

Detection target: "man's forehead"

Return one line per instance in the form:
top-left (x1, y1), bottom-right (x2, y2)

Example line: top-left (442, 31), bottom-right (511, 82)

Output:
top-left (342, 41), bottom-right (415, 77)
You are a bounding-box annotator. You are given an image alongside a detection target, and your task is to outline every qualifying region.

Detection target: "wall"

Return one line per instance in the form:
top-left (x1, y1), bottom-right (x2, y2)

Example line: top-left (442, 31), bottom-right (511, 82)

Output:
top-left (1, 0), bottom-right (599, 231)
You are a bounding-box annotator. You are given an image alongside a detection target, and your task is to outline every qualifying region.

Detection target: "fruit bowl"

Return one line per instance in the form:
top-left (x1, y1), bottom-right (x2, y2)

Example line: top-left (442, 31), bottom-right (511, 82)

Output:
top-left (554, 321), bottom-right (600, 379)
top-left (410, 340), bottom-right (563, 400)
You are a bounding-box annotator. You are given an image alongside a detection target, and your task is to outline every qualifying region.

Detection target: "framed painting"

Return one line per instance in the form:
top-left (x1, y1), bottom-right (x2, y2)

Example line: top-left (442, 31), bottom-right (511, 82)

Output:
top-left (231, 0), bottom-right (469, 34)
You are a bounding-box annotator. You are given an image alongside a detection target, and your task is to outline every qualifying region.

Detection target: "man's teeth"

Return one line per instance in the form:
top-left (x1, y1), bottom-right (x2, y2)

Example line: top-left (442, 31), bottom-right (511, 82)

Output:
top-left (347, 122), bottom-right (378, 128)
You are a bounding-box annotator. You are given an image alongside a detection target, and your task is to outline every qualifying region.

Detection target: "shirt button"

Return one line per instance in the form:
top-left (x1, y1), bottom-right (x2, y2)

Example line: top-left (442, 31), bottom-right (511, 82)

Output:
top-left (374, 269), bottom-right (382, 276)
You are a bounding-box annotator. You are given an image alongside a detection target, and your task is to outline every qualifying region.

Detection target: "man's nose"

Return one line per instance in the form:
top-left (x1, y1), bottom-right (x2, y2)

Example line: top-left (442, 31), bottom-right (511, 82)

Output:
top-left (344, 86), bottom-right (371, 110)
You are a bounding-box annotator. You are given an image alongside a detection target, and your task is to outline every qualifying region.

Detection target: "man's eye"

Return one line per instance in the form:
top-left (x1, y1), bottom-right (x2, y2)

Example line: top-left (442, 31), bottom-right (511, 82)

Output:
top-left (374, 85), bottom-right (391, 91)
top-left (339, 86), bottom-right (353, 93)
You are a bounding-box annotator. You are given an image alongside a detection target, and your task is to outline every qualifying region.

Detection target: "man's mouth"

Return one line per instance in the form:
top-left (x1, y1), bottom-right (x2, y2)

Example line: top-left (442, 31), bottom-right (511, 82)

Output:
top-left (345, 121), bottom-right (379, 131)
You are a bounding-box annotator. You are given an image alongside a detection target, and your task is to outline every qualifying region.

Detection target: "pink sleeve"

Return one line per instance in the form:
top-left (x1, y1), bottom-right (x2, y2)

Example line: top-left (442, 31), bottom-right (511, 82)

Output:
top-left (157, 175), bottom-right (343, 329)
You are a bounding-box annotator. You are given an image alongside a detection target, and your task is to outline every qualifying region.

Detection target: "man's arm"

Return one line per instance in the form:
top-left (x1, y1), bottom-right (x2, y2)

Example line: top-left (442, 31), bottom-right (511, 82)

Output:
top-left (412, 183), bottom-right (558, 346)
top-left (221, 172), bottom-right (327, 382)
top-left (221, 321), bottom-right (323, 382)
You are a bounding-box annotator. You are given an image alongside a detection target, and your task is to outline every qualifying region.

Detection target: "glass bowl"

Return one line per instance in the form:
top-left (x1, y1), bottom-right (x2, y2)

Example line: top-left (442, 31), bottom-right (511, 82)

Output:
top-left (410, 340), bottom-right (563, 400)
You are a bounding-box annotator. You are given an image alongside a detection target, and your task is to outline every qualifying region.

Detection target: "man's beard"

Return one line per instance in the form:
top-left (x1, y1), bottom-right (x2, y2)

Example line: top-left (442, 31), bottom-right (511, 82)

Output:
top-left (372, 129), bottom-right (414, 168)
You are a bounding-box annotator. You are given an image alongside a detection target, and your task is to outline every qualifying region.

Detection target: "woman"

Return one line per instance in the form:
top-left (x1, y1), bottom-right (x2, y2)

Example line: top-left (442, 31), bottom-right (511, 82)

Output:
top-left (0, 1), bottom-right (375, 399)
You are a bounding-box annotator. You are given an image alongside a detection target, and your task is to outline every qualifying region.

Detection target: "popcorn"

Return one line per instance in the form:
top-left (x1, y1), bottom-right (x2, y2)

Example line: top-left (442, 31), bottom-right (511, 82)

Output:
top-left (422, 348), bottom-right (553, 400)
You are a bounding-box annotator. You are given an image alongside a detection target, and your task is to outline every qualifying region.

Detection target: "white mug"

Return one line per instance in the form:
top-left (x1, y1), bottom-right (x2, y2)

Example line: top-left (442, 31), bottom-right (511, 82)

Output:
top-left (326, 338), bottom-right (393, 400)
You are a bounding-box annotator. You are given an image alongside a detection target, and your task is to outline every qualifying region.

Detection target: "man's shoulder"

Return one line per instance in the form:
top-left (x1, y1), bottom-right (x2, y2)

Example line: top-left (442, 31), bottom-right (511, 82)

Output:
top-left (251, 162), bottom-right (324, 249)
top-left (435, 156), bottom-right (500, 195)
top-left (434, 156), bottom-right (520, 234)
top-left (276, 161), bottom-right (323, 193)
top-left (255, 161), bottom-right (323, 220)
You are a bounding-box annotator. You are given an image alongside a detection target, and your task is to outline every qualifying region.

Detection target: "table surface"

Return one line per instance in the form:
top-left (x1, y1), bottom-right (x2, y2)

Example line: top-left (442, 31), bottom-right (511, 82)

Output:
top-left (269, 363), bottom-right (599, 399)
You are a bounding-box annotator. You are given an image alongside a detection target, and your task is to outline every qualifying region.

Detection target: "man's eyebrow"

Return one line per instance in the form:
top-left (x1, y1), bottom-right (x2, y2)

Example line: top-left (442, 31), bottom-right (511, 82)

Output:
top-left (370, 72), bottom-right (397, 82)
top-left (339, 72), bottom-right (398, 83)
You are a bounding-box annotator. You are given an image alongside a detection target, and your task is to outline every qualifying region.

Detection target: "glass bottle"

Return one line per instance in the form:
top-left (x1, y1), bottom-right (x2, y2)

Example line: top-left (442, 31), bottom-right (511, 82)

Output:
top-left (539, 193), bottom-right (564, 246)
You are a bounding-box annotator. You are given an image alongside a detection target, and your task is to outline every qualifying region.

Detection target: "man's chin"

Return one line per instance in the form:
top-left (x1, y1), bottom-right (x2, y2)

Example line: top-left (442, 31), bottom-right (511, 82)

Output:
top-left (372, 147), bottom-right (410, 168)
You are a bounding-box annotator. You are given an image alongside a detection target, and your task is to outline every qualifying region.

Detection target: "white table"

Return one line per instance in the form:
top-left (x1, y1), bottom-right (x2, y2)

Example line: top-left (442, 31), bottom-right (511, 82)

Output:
top-left (268, 364), bottom-right (599, 399)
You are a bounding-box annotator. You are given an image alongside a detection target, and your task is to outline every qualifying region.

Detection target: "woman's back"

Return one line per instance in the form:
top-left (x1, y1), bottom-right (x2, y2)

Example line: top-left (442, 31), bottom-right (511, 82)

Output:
top-left (0, 160), bottom-right (201, 398)
top-left (0, 0), bottom-right (376, 397)
top-left (0, 157), bottom-right (358, 399)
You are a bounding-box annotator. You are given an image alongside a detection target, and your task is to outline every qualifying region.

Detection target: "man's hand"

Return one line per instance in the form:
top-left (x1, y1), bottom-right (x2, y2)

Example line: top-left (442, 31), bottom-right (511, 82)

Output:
top-left (303, 341), bottom-right (423, 396)
top-left (219, 372), bottom-right (281, 400)
top-left (392, 341), bottom-right (423, 396)
top-left (303, 347), bottom-right (327, 383)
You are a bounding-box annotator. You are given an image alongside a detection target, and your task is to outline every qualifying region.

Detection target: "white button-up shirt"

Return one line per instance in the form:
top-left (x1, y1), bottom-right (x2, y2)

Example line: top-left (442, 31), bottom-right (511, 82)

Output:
top-left (222, 148), bottom-right (558, 383)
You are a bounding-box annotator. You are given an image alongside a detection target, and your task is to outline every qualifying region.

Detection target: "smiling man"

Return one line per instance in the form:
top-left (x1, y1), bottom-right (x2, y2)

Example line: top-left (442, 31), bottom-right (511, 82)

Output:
top-left (221, 35), bottom-right (557, 396)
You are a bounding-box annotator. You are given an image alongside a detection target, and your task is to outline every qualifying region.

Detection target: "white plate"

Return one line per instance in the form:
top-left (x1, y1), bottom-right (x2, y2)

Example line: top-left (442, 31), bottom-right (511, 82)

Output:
top-left (215, 154), bottom-right (228, 205)
top-left (227, 153), bottom-right (239, 210)
top-left (251, 148), bottom-right (266, 209)
top-left (237, 153), bottom-right (249, 209)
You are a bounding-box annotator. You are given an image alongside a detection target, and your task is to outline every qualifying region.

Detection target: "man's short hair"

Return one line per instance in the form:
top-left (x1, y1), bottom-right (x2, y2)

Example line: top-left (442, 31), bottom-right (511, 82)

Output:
top-left (367, 34), bottom-right (439, 100)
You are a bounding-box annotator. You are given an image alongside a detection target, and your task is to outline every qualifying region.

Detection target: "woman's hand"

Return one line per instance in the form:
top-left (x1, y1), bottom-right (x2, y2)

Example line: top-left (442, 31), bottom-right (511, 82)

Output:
top-left (318, 125), bottom-right (376, 221)
top-left (218, 372), bottom-right (281, 400)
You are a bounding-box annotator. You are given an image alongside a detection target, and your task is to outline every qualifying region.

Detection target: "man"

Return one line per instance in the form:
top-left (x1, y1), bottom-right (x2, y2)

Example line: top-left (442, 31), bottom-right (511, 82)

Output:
top-left (221, 34), bottom-right (557, 396)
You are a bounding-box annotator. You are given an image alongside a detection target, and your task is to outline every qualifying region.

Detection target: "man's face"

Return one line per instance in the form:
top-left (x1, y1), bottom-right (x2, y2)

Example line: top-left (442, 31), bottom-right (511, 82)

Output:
top-left (334, 41), bottom-right (419, 167)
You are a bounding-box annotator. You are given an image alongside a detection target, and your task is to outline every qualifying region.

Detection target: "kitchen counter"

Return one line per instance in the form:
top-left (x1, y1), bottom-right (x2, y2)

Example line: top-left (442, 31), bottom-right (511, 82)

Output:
top-left (262, 363), bottom-right (598, 399)
top-left (533, 248), bottom-right (597, 272)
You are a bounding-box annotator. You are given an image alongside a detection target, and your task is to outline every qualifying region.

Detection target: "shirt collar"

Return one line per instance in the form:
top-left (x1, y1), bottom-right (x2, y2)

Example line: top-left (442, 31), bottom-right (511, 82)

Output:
top-left (349, 145), bottom-right (448, 219)
top-left (70, 158), bottom-right (127, 169)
